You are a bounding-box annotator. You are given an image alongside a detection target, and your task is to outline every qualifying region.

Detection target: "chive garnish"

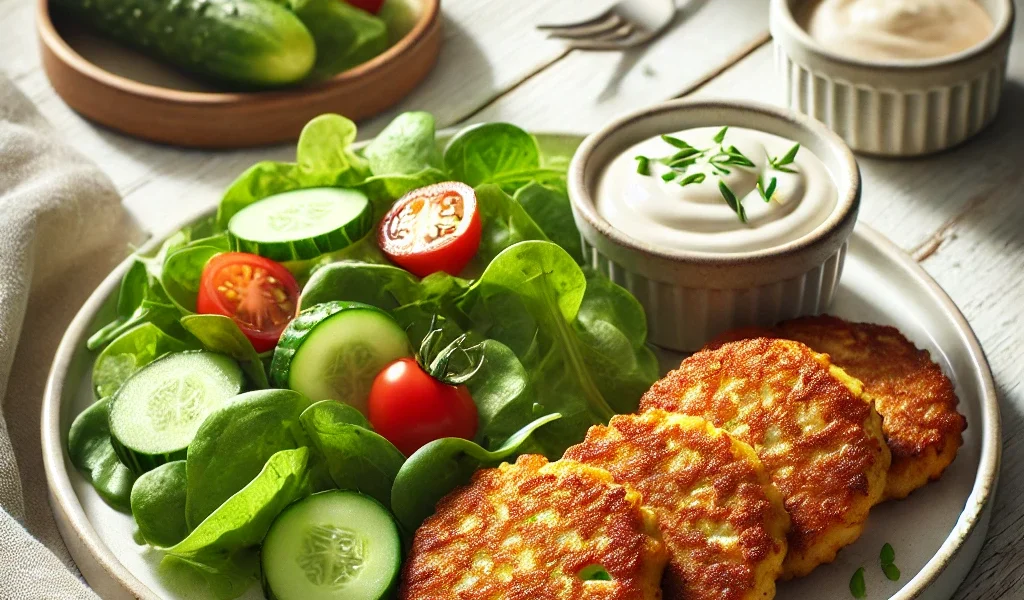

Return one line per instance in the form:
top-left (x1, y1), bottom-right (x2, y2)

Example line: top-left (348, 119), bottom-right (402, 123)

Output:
top-left (635, 155), bottom-right (650, 175)
top-left (713, 126), bottom-right (729, 144)
top-left (769, 143), bottom-right (800, 173)
top-left (718, 181), bottom-right (746, 223)
top-left (660, 135), bottom-right (694, 149)
top-left (880, 543), bottom-right (900, 581)
top-left (678, 172), bottom-right (705, 187)
top-left (661, 171), bottom-right (677, 182)
top-left (850, 567), bottom-right (866, 599)
top-left (757, 176), bottom-right (777, 202)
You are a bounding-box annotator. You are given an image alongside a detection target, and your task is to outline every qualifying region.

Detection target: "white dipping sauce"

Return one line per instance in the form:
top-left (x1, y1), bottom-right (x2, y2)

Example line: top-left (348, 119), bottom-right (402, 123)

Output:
top-left (803, 0), bottom-right (993, 62)
top-left (595, 127), bottom-right (837, 254)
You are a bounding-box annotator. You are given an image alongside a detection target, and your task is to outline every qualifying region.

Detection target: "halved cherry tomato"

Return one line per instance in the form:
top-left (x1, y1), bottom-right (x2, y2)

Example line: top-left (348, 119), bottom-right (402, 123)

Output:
top-left (196, 252), bottom-right (300, 353)
top-left (343, 0), bottom-right (384, 14)
top-left (378, 181), bottom-right (482, 278)
top-left (368, 357), bottom-right (478, 456)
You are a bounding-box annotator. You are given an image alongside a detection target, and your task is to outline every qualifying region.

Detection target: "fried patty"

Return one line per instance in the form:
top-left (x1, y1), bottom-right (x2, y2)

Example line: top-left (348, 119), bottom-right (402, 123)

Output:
top-left (641, 338), bottom-right (890, 579)
top-left (400, 454), bottom-right (668, 600)
top-left (772, 316), bottom-right (966, 499)
top-left (564, 411), bottom-right (789, 600)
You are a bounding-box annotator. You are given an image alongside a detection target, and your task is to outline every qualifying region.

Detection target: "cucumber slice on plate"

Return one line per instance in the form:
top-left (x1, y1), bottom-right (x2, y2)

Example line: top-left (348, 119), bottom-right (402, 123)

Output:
top-left (261, 491), bottom-right (401, 600)
top-left (108, 351), bottom-right (244, 474)
top-left (228, 188), bottom-right (372, 262)
top-left (270, 301), bottom-right (412, 415)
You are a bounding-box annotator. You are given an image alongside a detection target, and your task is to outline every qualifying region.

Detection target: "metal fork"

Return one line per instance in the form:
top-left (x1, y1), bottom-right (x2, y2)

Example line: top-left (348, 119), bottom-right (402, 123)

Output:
top-left (537, 0), bottom-right (676, 50)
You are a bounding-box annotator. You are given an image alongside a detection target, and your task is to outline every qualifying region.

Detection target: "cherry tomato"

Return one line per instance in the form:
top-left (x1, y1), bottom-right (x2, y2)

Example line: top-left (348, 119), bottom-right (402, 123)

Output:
top-left (196, 252), bottom-right (300, 353)
top-left (343, 0), bottom-right (384, 14)
top-left (378, 181), bottom-right (482, 278)
top-left (368, 357), bottom-right (478, 456)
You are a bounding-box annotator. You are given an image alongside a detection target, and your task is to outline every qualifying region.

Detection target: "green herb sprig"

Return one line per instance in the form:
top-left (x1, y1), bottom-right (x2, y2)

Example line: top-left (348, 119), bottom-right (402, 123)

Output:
top-left (880, 543), bottom-right (900, 581)
top-left (850, 567), bottom-right (867, 599)
top-left (718, 181), bottom-right (746, 223)
top-left (769, 143), bottom-right (800, 173)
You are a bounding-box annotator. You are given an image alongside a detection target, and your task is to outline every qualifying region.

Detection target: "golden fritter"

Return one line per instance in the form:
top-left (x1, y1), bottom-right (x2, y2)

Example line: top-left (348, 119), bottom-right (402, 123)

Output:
top-left (564, 411), bottom-right (789, 600)
top-left (400, 454), bottom-right (668, 600)
top-left (640, 338), bottom-right (890, 579)
top-left (773, 316), bottom-right (966, 499)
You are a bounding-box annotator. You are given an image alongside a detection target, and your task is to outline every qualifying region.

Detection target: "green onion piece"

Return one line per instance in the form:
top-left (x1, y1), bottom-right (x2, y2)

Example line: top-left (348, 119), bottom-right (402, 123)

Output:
top-left (850, 567), bottom-right (866, 598)
top-left (661, 172), bottom-right (677, 182)
top-left (635, 156), bottom-right (650, 175)
top-left (713, 126), bottom-right (729, 144)
top-left (679, 173), bottom-right (706, 187)
top-left (660, 135), bottom-right (693, 149)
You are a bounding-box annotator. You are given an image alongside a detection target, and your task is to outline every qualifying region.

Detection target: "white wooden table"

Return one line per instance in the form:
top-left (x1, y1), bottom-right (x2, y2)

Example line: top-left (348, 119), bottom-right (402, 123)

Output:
top-left (2, 0), bottom-right (1022, 597)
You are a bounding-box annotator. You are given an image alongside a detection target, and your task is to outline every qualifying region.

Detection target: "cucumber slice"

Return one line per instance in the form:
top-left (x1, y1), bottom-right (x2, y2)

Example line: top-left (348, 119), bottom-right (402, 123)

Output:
top-left (109, 351), bottom-right (244, 474)
top-left (271, 302), bottom-right (412, 415)
top-left (261, 491), bottom-right (401, 600)
top-left (228, 188), bottom-right (373, 262)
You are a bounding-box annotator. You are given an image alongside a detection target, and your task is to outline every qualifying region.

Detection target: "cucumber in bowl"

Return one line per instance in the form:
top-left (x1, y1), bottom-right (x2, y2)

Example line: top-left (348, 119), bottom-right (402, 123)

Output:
top-left (108, 351), bottom-right (244, 474)
top-left (271, 301), bottom-right (412, 415)
top-left (261, 490), bottom-right (402, 600)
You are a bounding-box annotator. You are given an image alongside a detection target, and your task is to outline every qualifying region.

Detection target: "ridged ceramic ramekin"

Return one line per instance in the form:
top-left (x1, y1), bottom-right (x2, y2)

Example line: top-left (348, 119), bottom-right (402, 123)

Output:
top-left (770, 0), bottom-right (1015, 157)
top-left (568, 100), bottom-right (861, 352)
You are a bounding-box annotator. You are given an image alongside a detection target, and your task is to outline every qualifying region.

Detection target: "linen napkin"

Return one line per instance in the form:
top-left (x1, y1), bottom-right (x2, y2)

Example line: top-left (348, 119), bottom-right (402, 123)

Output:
top-left (0, 75), bottom-right (142, 598)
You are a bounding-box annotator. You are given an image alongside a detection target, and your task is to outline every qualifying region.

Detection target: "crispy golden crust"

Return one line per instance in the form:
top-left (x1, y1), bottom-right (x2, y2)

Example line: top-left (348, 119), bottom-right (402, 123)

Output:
top-left (640, 338), bottom-right (890, 579)
top-left (564, 411), bottom-right (790, 600)
top-left (773, 316), bottom-right (966, 499)
top-left (400, 454), bottom-right (668, 600)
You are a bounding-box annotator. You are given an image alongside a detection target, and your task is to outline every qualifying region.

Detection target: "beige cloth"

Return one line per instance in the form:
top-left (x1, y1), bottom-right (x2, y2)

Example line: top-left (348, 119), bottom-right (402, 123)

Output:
top-left (0, 76), bottom-right (141, 597)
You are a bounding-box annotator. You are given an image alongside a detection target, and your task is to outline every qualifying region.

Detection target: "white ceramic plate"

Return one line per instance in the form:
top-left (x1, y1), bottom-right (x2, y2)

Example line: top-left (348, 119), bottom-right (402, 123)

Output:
top-left (41, 134), bottom-right (999, 600)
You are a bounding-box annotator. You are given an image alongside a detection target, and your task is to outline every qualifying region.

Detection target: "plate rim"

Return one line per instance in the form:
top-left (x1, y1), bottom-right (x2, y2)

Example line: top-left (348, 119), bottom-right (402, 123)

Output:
top-left (40, 135), bottom-right (1001, 600)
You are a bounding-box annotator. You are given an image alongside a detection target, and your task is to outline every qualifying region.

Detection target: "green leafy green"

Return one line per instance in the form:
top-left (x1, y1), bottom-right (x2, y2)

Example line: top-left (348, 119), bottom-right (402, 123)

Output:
top-left (167, 448), bottom-right (313, 589)
top-left (92, 323), bottom-right (193, 398)
top-left (87, 260), bottom-right (182, 351)
top-left (67, 398), bottom-right (135, 512)
top-left (180, 315), bottom-right (269, 389)
top-left (391, 413), bottom-right (561, 532)
top-left (444, 123), bottom-right (562, 191)
top-left (363, 111), bottom-right (446, 199)
top-left (513, 182), bottom-right (584, 264)
top-left (299, 400), bottom-right (405, 508)
top-left (286, 0), bottom-right (388, 79)
top-left (473, 184), bottom-right (551, 266)
top-left (459, 241), bottom-right (657, 455)
top-left (131, 461), bottom-right (188, 547)
top-left (160, 237), bottom-right (228, 313)
top-left (185, 390), bottom-right (314, 529)
top-left (217, 115), bottom-right (371, 228)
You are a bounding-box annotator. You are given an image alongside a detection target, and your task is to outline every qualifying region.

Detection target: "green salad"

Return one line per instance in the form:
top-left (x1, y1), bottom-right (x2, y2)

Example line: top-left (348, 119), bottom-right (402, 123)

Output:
top-left (69, 111), bottom-right (659, 599)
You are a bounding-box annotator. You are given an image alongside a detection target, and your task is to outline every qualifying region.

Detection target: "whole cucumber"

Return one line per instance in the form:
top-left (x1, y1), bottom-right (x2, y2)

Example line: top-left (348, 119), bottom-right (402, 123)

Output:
top-left (52, 0), bottom-right (317, 87)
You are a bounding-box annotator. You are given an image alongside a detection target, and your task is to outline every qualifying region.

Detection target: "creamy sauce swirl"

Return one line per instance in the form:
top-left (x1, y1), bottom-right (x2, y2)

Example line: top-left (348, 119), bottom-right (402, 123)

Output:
top-left (595, 127), bottom-right (837, 254)
top-left (803, 0), bottom-right (993, 62)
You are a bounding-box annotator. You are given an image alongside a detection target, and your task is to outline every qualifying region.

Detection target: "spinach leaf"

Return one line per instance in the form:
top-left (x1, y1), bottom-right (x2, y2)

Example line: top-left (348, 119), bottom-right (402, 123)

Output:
top-left (217, 115), bottom-right (371, 228)
top-left (67, 398), bottom-right (135, 512)
top-left (363, 111), bottom-right (445, 199)
top-left (92, 323), bottom-right (193, 398)
top-left (473, 184), bottom-right (550, 265)
top-left (299, 400), bottom-right (404, 508)
top-left (286, 0), bottom-right (388, 79)
top-left (167, 448), bottom-right (312, 588)
top-left (185, 390), bottom-right (314, 529)
top-left (444, 123), bottom-right (562, 191)
top-left (390, 413), bottom-right (561, 532)
top-left (180, 315), bottom-right (269, 389)
top-left (458, 241), bottom-right (656, 456)
top-left (301, 262), bottom-right (422, 310)
top-left (87, 260), bottom-right (181, 350)
top-left (131, 461), bottom-right (188, 547)
top-left (160, 235), bottom-right (229, 313)
top-left (514, 183), bottom-right (584, 264)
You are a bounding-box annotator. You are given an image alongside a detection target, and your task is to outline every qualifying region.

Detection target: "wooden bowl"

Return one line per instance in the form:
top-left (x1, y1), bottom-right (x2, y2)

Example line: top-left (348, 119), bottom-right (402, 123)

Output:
top-left (37, 0), bottom-right (441, 148)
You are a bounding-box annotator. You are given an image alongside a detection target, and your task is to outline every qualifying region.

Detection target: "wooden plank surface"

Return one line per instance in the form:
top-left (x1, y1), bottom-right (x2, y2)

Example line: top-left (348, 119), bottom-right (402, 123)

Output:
top-left (692, 38), bottom-right (1024, 600)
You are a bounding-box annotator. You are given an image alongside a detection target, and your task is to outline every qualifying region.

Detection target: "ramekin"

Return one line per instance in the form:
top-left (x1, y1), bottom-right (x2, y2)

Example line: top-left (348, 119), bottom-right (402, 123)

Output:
top-left (770, 0), bottom-right (1015, 157)
top-left (568, 100), bottom-right (861, 352)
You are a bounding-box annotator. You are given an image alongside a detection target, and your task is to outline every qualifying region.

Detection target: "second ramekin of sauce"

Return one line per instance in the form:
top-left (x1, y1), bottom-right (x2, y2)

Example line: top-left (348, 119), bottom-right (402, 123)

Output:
top-left (568, 99), bottom-right (860, 352)
top-left (771, 0), bottom-right (1015, 156)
